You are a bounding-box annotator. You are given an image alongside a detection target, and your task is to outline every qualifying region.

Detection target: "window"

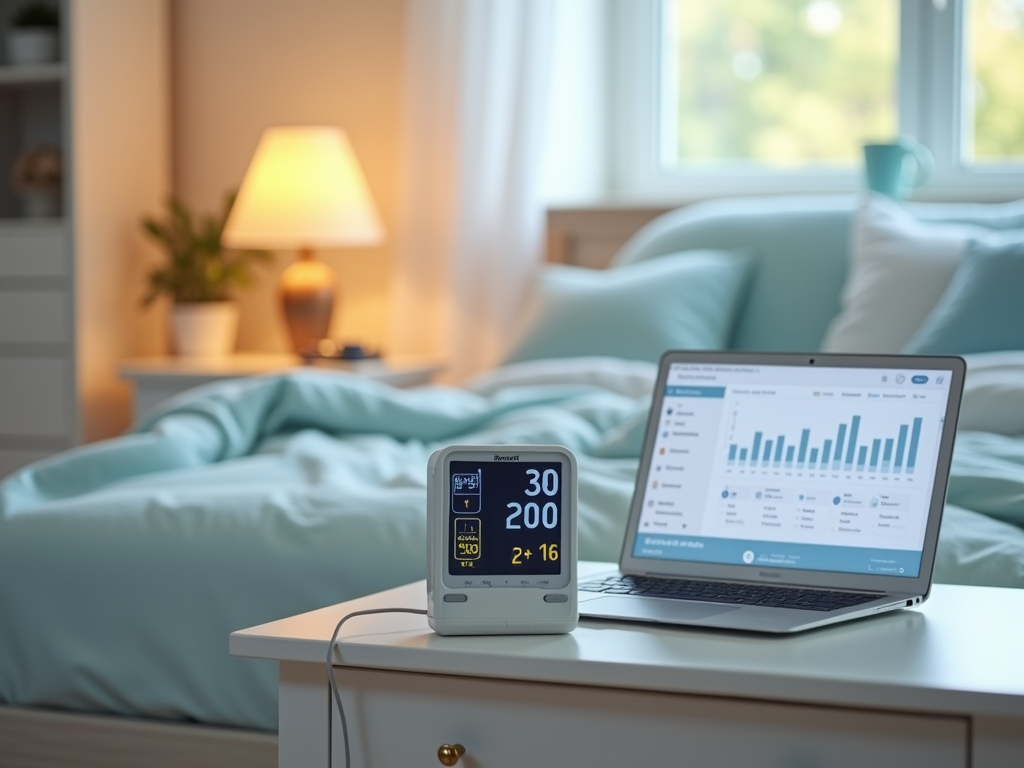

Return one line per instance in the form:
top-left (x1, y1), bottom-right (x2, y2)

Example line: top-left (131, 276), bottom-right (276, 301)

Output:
top-left (662, 1), bottom-right (898, 168)
top-left (610, 0), bottom-right (1024, 200)
top-left (967, 0), bottom-right (1024, 163)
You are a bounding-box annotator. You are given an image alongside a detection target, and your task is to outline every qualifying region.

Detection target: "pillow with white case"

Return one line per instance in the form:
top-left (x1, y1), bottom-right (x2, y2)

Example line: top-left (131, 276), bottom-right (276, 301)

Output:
top-left (957, 351), bottom-right (1024, 436)
top-left (821, 195), bottom-right (1021, 354)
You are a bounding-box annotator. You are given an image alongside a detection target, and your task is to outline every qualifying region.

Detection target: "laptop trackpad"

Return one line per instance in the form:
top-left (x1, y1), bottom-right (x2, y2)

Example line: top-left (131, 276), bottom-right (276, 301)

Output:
top-left (584, 596), bottom-right (741, 623)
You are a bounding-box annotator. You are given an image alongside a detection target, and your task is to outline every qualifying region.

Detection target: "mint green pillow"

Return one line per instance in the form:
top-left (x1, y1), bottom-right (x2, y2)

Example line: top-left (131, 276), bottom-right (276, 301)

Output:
top-left (903, 238), bottom-right (1024, 355)
top-left (503, 250), bottom-right (752, 364)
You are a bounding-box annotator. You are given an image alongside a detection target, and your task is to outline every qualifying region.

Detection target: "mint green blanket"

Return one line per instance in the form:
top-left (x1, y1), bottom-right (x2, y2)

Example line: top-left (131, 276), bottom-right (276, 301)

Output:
top-left (1, 362), bottom-right (1022, 731)
top-left (0, 367), bottom-right (650, 731)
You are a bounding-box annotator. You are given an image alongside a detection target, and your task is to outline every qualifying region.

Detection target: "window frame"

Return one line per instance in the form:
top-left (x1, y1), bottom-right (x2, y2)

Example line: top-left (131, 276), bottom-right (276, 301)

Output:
top-left (609, 0), bottom-right (1024, 202)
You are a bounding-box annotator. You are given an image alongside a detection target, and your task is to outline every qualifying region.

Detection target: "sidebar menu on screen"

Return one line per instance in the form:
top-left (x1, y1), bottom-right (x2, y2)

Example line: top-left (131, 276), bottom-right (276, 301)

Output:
top-left (637, 386), bottom-right (724, 534)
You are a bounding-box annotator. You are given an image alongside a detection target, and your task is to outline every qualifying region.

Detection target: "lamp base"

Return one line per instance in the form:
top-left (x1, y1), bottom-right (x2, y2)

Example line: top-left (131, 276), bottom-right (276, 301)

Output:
top-left (280, 248), bottom-right (337, 355)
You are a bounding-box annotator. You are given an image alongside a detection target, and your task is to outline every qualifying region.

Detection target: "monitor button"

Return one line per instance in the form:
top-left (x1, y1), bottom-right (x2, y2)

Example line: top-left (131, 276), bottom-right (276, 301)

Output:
top-left (543, 594), bottom-right (569, 603)
top-left (443, 593), bottom-right (468, 602)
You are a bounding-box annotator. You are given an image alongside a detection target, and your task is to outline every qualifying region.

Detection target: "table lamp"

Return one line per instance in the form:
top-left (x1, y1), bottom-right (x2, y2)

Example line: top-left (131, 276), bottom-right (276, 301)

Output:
top-left (221, 126), bottom-right (384, 356)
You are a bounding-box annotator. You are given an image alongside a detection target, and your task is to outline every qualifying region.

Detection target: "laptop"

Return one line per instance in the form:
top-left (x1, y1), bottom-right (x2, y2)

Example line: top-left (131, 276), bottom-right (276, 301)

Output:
top-left (579, 351), bottom-right (966, 633)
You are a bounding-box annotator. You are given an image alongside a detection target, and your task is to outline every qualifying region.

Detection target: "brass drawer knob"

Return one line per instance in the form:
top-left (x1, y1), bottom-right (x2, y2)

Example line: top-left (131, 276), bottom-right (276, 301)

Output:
top-left (437, 743), bottom-right (465, 765)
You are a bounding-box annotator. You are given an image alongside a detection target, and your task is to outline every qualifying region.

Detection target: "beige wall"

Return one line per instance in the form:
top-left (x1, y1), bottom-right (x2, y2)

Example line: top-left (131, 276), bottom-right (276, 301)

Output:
top-left (170, 0), bottom-right (405, 354)
top-left (72, 0), bottom-right (169, 441)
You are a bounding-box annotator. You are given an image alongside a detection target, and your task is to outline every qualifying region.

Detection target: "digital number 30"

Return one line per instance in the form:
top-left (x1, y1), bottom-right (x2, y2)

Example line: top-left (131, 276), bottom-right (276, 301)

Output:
top-left (507, 468), bottom-right (559, 529)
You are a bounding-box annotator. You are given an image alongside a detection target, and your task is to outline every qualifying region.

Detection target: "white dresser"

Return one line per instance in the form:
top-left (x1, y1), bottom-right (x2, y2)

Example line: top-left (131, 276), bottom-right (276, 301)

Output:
top-left (0, 0), bottom-right (168, 478)
top-left (231, 562), bottom-right (1024, 768)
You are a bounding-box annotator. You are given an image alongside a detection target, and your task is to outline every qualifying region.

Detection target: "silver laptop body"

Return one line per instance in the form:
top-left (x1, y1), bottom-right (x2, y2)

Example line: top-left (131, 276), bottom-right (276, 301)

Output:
top-left (579, 351), bottom-right (966, 633)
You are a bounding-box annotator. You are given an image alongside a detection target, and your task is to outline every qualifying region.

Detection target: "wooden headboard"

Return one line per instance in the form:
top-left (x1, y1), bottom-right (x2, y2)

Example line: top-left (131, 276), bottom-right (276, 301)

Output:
top-left (545, 207), bottom-right (673, 269)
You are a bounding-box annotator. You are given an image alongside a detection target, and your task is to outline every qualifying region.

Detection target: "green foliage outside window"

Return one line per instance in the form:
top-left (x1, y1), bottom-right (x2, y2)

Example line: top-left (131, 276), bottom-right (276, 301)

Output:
top-left (668, 0), bottom-right (896, 167)
top-left (970, 0), bottom-right (1024, 161)
top-left (665, 0), bottom-right (1024, 167)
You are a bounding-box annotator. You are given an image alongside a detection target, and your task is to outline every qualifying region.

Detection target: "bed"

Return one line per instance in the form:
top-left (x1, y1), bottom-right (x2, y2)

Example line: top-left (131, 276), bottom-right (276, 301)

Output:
top-left (2, 194), bottom-right (1023, 766)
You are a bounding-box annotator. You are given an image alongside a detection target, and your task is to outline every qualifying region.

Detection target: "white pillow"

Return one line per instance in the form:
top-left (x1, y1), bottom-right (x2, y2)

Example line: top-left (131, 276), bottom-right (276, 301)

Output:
top-left (466, 356), bottom-right (657, 399)
top-left (958, 351), bottom-right (1024, 436)
top-left (821, 196), bottom-right (983, 354)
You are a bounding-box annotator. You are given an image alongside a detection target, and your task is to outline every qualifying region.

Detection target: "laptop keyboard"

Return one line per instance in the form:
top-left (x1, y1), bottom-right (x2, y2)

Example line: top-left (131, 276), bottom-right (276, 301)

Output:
top-left (580, 574), bottom-right (879, 613)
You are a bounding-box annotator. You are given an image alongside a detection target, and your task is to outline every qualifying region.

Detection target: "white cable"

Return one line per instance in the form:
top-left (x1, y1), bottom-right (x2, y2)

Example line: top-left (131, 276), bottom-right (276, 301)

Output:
top-left (326, 607), bottom-right (428, 768)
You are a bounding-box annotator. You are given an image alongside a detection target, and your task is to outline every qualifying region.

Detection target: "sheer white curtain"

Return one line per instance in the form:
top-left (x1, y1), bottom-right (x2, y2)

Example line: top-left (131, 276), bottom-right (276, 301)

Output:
top-left (389, 0), bottom-right (556, 381)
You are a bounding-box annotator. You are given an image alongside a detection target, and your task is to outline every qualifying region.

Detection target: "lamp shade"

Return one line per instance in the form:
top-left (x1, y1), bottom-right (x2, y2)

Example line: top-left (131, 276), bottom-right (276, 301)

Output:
top-left (221, 126), bottom-right (384, 250)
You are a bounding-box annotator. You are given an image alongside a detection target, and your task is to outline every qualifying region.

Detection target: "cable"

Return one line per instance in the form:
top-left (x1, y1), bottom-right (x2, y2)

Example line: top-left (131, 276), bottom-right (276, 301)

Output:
top-left (326, 607), bottom-right (428, 768)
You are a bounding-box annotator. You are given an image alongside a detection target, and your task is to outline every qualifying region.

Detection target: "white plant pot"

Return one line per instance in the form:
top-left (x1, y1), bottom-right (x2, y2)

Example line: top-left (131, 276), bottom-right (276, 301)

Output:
top-left (7, 29), bottom-right (59, 66)
top-left (172, 302), bottom-right (239, 358)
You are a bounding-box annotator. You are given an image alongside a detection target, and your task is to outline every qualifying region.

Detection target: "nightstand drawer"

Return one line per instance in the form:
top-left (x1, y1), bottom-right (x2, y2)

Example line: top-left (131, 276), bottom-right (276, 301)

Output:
top-left (0, 226), bottom-right (67, 278)
top-left (334, 669), bottom-right (968, 768)
top-left (0, 358), bottom-right (70, 437)
top-left (0, 290), bottom-right (69, 344)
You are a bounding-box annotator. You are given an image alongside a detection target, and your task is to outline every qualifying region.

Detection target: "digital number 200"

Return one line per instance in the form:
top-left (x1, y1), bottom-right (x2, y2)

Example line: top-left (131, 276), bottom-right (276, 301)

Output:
top-left (506, 468), bottom-right (559, 529)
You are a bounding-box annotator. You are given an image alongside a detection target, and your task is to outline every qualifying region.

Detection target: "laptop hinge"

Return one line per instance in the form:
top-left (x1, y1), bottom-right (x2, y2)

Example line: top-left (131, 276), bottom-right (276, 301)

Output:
top-left (636, 570), bottom-right (887, 595)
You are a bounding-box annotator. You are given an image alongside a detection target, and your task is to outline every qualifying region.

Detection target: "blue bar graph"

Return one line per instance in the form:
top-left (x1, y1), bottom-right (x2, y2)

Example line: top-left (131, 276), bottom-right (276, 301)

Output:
top-left (834, 424), bottom-right (846, 471)
top-left (727, 414), bottom-right (927, 476)
top-left (895, 425), bottom-right (908, 473)
top-left (907, 418), bottom-right (922, 474)
top-left (844, 415), bottom-right (861, 471)
top-left (797, 429), bottom-right (810, 468)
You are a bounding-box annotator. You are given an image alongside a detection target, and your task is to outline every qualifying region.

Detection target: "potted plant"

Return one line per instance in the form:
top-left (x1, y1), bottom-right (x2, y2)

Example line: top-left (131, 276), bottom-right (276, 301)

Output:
top-left (142, 193), bottom-right (271, 357)
top-left (10, 144), bottom-right (61, 217)
top-left (7, 1), bottom-right (59, 66)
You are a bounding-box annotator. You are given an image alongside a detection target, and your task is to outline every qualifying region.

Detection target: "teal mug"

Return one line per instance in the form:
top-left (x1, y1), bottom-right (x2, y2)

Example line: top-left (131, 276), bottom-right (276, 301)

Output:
top-left (863, 139), bottom-right (934, 199)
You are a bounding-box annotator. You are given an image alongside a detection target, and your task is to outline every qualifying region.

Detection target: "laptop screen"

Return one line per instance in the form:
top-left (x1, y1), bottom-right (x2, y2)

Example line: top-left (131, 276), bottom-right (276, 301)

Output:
top-left (632, 361), bottom-right (956, 579)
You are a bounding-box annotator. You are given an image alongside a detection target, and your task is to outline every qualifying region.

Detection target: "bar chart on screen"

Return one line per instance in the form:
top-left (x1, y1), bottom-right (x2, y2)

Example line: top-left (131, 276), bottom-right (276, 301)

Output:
top-left (704, 395), bottom-right (944, 548)
top-left (727, 415), bottom-right (923, 475)
top-left (720, 395), bottom-right (944, 485)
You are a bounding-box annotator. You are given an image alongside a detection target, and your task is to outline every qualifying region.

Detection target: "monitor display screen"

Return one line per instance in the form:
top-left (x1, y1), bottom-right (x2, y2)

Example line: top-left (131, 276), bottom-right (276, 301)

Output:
top-left (448, 460), bottom-right (564, 577)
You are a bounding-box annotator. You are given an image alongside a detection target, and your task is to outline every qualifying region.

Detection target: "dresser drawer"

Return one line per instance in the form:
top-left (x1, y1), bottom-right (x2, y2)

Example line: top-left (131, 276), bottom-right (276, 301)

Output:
top-left (0, 291), bottom-right (69, 344)
top-left (0, 358), bottom-right (70, 437)
top-left (0, 226), bottom-right (67, 278)
top-left (333, 669), bottom-right (968, 768)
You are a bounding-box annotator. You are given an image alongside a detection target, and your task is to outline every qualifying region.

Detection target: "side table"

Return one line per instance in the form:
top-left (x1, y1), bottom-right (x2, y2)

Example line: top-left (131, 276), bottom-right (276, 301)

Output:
top-left (231, 561), bottom-right (1024, 768)
top-left (118, 354), bottom-right (442, 420)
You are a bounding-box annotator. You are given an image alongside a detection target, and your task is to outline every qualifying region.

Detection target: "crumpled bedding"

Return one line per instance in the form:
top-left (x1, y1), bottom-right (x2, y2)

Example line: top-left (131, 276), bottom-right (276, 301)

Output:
top-left (0, 355), bottom-right (1021, 731)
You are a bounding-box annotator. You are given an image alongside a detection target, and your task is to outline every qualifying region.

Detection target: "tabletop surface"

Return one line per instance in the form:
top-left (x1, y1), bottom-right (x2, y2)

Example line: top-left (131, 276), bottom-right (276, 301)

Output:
top-left (118, 354), bottom-right (441, 378)
top-left (231, 562), bottom-right (1024, 719)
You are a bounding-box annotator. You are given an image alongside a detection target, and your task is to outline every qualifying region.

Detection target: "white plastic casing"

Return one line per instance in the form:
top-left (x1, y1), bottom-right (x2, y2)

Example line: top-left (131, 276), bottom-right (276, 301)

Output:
top-left (427, 445), bottom-right (578, 636)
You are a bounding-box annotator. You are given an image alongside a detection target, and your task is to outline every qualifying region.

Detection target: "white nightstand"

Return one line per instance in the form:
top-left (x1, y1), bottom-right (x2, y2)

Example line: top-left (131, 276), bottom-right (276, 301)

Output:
top-left (119, 354), bottom-right (442, 420)
top-left (231, 562), bottom-right (1024, 768)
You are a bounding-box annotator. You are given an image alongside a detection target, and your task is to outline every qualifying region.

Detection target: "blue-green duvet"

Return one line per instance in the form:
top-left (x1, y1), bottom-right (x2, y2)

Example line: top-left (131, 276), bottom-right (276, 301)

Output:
top-left (1, 359), bottom-right (1022, 731)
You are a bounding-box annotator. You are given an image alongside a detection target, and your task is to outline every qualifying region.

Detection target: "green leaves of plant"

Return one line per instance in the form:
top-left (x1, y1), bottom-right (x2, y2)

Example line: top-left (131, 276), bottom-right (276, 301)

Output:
top-left (140, 191), bottom-right (271, 306)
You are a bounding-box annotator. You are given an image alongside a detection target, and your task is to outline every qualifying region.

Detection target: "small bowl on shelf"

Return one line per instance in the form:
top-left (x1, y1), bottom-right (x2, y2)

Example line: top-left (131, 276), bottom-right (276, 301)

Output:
top-left (7, 28), bottom-right (58, 66)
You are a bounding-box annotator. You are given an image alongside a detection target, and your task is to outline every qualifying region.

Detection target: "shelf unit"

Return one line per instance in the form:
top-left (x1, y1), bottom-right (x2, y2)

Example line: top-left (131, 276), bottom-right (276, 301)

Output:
top-left (0, 61), bottom-right (64, 84)
top-left (0, 0), bottom-right (168, 478)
